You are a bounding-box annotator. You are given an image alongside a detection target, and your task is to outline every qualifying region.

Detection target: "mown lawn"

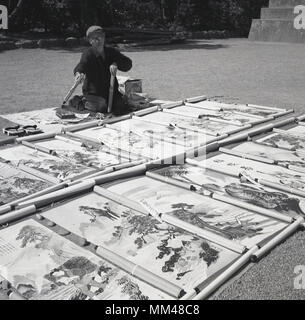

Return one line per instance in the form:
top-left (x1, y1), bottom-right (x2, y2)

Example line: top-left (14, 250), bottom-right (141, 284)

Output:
top-left (0, 38), bottom-right (305, 115)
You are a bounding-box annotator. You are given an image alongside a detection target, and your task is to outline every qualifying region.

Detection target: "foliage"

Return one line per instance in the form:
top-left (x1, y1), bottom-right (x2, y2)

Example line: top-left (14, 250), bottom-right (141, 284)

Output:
top-left (117, 275), bottom-right (149, 300)
top-left (157, 236), bottom-right (184, 274)
top-left (6, 0), bottom-right (269, 36)
top-left (79, 205), bottom-right (120, 223)
top-left (199, 241), bottom-right (219, 266)
top-left (127, 214), bottom-right (160, 249)
top-left (0, 176), bottom-right (48, 205)
top-left (16, 225), bottom-right (50, 248)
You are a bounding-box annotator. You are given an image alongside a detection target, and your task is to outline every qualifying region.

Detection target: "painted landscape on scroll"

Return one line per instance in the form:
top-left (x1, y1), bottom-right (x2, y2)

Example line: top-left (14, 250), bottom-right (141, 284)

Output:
top-left (165, 106), bottom-right (260, 124)
top-left (1, 108), bottom-right (62, 127)
top-left (287, 125), bottom-right (305, 136)
top-left (0, 220), bottom-right (171, 300)
top-left (153, 164), bottom-right (305, 218)
top-left (43, 193), bottom-right (239, 291)
top-left (110, 118), bottom-right (212, 147)
top-left (0, 163), bottom-right (51, 206)
top-left (191, 101), bottom-right (279, 118)
top-left (76, 126), bottom-right (185, 159)
top-left (201, 154), bottom-right (305, 193)
top-left (257, 132), bottom-right (305, 152)
top-left (1, 108), bottom-right (66, 133)
top-left (35, 139), bottom-right (130, 169)
top-left (0, 145), bottom-right (95, 182)
top-left (142, 112), bottom-right (241, 135)
top-left (232, 141), bottom-right (305, 170)
top-left (1, 108), bottom-right (91, 133)
top-left (106, 177), bottom-right (286, 248)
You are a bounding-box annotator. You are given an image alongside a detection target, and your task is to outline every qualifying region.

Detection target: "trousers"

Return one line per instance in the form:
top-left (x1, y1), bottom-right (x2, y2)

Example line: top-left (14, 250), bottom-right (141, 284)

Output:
top-left (84, 94), bottom-right (132, 116)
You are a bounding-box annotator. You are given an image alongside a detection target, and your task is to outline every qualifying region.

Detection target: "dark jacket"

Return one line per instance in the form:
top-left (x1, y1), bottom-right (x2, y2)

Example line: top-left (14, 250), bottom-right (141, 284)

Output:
top-left (74, 46), bottom-right (132, 100)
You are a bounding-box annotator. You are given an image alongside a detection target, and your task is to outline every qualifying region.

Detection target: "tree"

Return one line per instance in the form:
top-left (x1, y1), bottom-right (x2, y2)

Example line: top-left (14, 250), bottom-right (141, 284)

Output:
top-left (9, 0), bottom-right (25, 20)
top-left (4, 0), bottom-right (269, 35)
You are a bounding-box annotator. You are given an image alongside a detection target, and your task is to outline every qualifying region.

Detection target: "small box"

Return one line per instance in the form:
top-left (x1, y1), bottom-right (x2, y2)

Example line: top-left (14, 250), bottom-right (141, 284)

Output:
top-left (117, 76), bottom-right (142, 97)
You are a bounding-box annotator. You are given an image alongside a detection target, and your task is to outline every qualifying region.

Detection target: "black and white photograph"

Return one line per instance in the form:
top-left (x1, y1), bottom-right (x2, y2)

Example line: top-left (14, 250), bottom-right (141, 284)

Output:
top-left (1, 0), bottom-right (305, 307)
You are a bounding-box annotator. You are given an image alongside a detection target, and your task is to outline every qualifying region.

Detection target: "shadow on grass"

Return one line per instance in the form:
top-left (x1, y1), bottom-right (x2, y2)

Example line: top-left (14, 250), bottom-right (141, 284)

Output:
top-left (66, 41), bottom-right (229, 52)
top-left (36, 40), bottom-right (230, 53)
top-left (0, 40), bottom-right (229, 54)
top-left (124, 43), bottom-right (229, 52)
top-left (0, 46), bottom-right (86, 54)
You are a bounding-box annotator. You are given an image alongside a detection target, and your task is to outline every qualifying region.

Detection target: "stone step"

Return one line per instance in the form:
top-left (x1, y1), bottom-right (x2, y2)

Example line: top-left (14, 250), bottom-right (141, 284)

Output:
top-left (261, 7), bottom-right (295, 19)
top-left (269, 0), bottom-right (305, 8)
top-left (248, 19), bottom-right (305, 42)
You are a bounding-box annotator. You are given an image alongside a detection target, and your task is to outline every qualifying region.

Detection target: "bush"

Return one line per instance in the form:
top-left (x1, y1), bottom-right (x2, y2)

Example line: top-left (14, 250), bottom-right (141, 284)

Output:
top-left (164, 0), bottom-right (269, 35)
top-left (6, 0), bottom-right (269, 36)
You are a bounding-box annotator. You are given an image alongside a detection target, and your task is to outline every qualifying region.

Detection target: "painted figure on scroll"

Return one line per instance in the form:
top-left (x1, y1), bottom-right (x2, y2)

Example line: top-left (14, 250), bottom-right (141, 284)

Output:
top-left (74, 26), bottom-right (134, 116)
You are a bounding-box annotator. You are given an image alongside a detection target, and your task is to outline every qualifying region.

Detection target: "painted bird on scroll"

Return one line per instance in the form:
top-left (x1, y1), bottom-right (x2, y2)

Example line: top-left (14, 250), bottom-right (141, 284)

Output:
top-left (224, 183), bottom-right (305, 217)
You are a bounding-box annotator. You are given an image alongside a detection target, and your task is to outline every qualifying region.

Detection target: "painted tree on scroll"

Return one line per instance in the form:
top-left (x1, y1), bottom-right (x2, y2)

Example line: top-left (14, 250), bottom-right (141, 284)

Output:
top-left (79, 205), bottom-right (120, 223)
top-left (111, 211), bottom-right (161, 249)
top-left (0, 176), bottom-right (48, 205)
top-left (157, 166), bottom-right (223, 193)
top-left (117, 276), bottom-right (149, 300)
top-left (12, 176), bottom-right (44, 190)
top-left (199, 241), bottom-right (219, 266)
top-left (16, 225), bottom-right (50, 248)
top-left (157, 236), bottom-right (186, 276)
top-left (21, 158), bottom-right (87, 180)
top-left (156, 233), bottom-right (220, 280)
top-left (127, 214), bottom-right (160, 249)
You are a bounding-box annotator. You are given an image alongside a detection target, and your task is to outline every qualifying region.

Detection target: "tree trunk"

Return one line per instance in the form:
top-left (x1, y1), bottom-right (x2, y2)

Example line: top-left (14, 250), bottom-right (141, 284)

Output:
top-left (9, 0), bottom-right (24, 19)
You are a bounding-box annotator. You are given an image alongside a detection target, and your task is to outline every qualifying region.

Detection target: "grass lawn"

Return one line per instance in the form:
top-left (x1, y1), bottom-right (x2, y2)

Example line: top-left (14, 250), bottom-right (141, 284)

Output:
top-left (0, 38), bottom-right (305, 300)
top-left (0, 38), bottom-right (305, 115)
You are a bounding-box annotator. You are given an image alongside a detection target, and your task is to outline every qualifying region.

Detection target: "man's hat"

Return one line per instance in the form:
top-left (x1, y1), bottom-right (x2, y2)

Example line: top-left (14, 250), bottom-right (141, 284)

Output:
top-left (86, 26), bottom-right (105, 39)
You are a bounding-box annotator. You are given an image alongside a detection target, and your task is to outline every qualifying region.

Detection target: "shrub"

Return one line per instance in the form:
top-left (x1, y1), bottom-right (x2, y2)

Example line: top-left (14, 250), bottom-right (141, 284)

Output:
top-left (5, 0), bottom-right (269, 36)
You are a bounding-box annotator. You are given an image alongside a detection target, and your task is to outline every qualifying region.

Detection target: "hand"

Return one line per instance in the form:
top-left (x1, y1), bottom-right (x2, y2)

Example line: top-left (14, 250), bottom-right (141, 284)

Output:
top-left (110, 64), bottom-right (118, 76)
top-left (75, 72), bottom-right (85, 84)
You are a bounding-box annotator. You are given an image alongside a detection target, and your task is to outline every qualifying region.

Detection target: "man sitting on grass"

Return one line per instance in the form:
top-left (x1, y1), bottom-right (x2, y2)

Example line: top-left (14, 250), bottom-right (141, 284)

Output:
top-left (74, 26), bottom-right (133, 116)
